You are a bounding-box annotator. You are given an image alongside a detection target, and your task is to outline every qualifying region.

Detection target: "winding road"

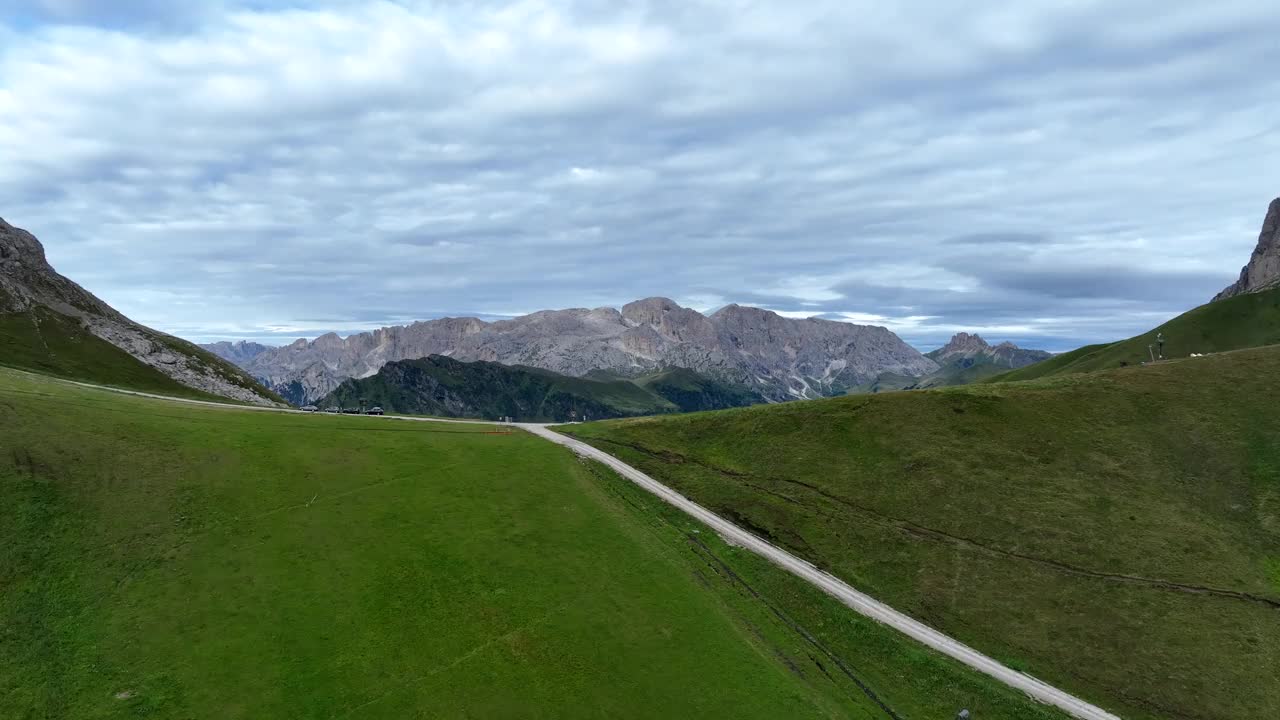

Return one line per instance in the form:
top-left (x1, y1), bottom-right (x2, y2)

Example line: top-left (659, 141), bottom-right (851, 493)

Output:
top-left (40, 373), bottom-right (1121, 720)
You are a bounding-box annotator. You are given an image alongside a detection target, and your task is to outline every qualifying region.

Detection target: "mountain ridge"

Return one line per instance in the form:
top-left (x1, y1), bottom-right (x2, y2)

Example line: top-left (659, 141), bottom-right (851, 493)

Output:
top-left (209, 297), bottom-right (939, 404)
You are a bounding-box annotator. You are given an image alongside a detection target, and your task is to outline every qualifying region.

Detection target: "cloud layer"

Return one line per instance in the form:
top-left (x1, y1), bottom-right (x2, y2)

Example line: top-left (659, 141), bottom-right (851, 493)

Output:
top-left (2, 0), bottom-right (1278, 350)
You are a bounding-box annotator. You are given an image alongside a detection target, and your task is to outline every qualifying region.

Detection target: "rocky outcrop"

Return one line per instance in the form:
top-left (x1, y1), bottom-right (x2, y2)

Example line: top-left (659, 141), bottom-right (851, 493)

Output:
top-left (1, 217), bottom-right (282, 406)
top-left (1215, 197), bottom-right (1280, 301)
top-left (227, 298), bottom-right (939, 404)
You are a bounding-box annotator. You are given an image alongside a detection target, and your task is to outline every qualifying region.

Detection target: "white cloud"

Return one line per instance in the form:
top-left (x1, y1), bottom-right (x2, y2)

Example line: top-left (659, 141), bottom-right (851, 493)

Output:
top-left (0, 0), bottom-right (1277, 352)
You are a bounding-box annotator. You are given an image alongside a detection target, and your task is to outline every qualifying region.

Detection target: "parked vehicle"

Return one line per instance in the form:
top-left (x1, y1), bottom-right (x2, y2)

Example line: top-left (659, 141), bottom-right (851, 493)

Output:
top-left (300, 405), bottom-right (319, 412)
top-left (366, 407), bottom-right (384, 416)
top-left (341, 408), bottom-right (361, 414)
top-left (324, 407), bottom-right (340, 413)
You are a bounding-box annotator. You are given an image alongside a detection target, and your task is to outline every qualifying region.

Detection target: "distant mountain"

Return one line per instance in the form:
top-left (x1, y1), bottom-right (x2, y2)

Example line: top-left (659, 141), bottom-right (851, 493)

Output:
top-left (917, 333), bottom-right (1051, 387)
top-left (321, 355), bottom-right (762, 422)
top-left (1215, 197), bottom-right (1280, 301)
top-left (203, 340), bottom-right (272, 366)
top-left (852, 333), bottom-right (1051, 392)
top-left (223, 297), bottom-right (939, 404)
top-left (0, 218), bottom-right (281, 405)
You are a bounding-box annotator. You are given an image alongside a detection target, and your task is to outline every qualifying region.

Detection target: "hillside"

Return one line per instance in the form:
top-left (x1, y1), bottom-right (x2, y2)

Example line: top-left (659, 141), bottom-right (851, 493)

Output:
top-left (564, 347), bottom-right (1280, 720)
top-left (0, 366), bottom-right (1066, 719)
top-left (0, 218), bottom-right (281, 404)
top-left (210, 297), bottom-right (938, 404)
top-left (322, 355), bottom-right (761, 421)
top-left (990, 284), bottom-right (1280, 382)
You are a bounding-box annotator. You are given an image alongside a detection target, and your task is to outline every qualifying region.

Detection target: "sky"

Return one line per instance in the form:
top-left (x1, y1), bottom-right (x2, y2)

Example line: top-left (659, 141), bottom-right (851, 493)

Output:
top-left (1, 1), bottom-right (1278, 352)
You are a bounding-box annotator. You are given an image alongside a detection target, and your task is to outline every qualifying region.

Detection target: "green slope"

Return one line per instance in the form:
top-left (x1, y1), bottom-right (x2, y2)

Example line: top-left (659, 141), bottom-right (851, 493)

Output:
top-left (324, 356), bottom-right (759, 421)
top-left (1, 367), bottom-right (1067, 720)
top-left (633, 366), bottom-right (763, 411)
top-left (991, 285), bottom-right (1280, 382)
top-left (0, 307), bottom-right (230, 402)
top-left (564, 347), bottom-right (1280, 720)
top-left (913, 360), bottom-right (1014, 389)
top-left (984, 342), bottom-right (1113, 383)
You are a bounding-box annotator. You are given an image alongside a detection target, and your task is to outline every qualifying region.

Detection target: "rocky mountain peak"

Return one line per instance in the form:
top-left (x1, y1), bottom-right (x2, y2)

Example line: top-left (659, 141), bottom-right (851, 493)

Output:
top-left (938, 332), bottom-right (991, 355)
top-left (926, 332), bottom-right (1050, 371)
top-left (0, 217), bottom-right (48, 267)
top-left (622, 297), bottom-right (715, 344)
top-left (1214, 197), bottom-right (1280, 301)
top-left (313, 332), bottom-right (344, 348)
top-left (710, 303), bottom-right (783, 325)
top-left (1, 217), bottom-right (123, 319)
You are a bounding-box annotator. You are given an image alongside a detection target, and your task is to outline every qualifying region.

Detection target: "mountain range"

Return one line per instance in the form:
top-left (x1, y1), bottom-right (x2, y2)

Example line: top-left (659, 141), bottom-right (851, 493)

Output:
top-left (0, 218), bottom-right (280, 405)
top-left (206, 297), bottom-right (940, 404)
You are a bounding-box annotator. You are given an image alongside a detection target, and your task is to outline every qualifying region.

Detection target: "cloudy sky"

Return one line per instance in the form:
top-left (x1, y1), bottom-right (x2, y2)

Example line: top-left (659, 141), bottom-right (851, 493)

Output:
top-left (2, 0), bottom-right (1278, 351)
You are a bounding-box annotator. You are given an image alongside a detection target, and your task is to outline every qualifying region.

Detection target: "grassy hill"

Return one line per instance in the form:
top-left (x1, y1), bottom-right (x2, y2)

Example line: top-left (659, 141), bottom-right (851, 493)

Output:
top-left (323, 356), bottom-right (760, 421)
top-left (0, 306), bottom-right (235, 402)
top-left (1, 366), bottom-right (1067, 719)
top-left (912, 360), bottom-right (1013, 388)
top-left (632, 366), bottom-right (762, 411)
top-left (564, 347), bottom-right (1280, 720)
top-left (991, 285), bottom-right (1280, 382)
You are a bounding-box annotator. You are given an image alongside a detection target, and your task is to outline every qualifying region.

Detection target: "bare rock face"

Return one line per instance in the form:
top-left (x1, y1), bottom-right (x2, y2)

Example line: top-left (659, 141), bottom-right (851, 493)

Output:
top-left (0, 217), bottom-right (282, 406)
top-left (1215, 197), bottom-right (1280, 301)
top-left (229, 297), bottom-right (939, 404)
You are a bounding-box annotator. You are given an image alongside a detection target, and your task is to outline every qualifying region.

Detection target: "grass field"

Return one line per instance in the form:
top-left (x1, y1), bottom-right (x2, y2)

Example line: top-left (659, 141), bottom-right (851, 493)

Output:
top-left (0, 367), bottom-right (1067, 719)
top-left (565, 347), bottom-right (1280, 720)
